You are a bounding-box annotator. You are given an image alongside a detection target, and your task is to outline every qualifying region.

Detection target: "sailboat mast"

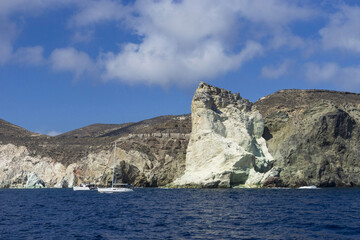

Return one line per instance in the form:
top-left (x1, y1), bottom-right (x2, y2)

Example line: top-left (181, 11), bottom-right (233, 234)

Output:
top-left (83, 149), bottom-right (87, 182)
top-left (112, 142), bottom-right (116, 188)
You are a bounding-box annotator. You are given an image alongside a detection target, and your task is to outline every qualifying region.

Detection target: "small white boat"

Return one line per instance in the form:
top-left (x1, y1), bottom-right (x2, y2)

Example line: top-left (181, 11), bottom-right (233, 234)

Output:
top-left (298, 185), bottom-right (318, 189)
top-left (97, 142), bottom-right (134, 194)
top-left (73, 150), bottom-right (96, 191)
top-left (73, 183), bottom-right (96, 191)
top-left (73, 186), bottom-right (89, 191)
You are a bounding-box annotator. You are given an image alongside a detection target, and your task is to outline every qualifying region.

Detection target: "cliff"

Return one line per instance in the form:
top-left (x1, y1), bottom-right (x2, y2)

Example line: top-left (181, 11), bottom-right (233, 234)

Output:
top-left (1, 84), bottom-right (360, 188)
top-left (0, 115), bottom-right (191, 188)
top-left (171, 82), bottom-right (274, 187)
top-left (254, 89), bottom-right (360, 187)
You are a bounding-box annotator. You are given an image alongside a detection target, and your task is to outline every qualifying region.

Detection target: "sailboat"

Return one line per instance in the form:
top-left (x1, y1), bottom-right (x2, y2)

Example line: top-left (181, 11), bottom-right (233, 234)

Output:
top-left (73, 149), bottom-right (96, 191)
top-left (97, 142), bottom-right (134, 193)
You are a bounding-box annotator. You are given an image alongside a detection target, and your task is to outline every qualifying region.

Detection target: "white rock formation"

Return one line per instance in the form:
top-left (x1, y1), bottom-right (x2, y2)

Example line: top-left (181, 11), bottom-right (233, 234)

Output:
top-left (0, 144), bottom-right (75, 188)
top-left (25, 172), bottom-right (45, 188)
top-left (172, 82), bottom-right (274, 187)
top-left (0, 139), bottom-right (184, 188)
top-left (0, 143), bottom-right (117, 188)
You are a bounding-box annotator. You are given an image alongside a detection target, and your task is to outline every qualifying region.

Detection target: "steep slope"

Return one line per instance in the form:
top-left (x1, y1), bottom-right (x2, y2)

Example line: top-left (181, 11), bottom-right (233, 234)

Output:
top-left (172, 82), bottom-right (274, 188)
top-left (0, 115), bottom-right (191, 188)
top-left (254, 89), bottom-right (360, 187)
top-left (0, 119), bottom-right (37, 139)
top-left (56, 123), bottom-right (132, 138)
top-left (2, 85), bottom-right (360, 189)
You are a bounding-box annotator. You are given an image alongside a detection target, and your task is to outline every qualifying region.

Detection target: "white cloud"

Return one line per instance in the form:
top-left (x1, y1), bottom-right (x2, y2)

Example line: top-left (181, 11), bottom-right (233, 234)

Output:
top-left (100, 0), bottom-right (243, 86)
top-left (102, 40), bottom-right (262, 86)
top-left (71, 29), bottom-right (94, 43)
top-left (0, 0), bottom-right (51, 16)
top-left (12, 46), bottom-right (45, 65)
top-left (261, 60), bottom-right (291, 79)
top-left (0, 0), bottom-right (75, 65)
top-left (99, 0), bottom-right (315, 87)
top-left (268, 30), bottom-right (306, 50)
top-left (305, 62), bottom-right (360, 90)
top-left (0, 18), bottom-right (17, 65)
top-left (340, 67), bottom-right (360, 89)
top-left (305, 62), bottom-right (339, 82)
top-left (50, 47), bottom-right (95, 77)
top-left (233, 0), bottom-right (316, 25)
top-left (68, 0), bottom-right (126, 27)
top-left (46, 131), bottom-right (62, 136)
top-left (320, 5), bottom-right (360, 53)
top-left (0, 0), bottom-right (322, 88)
top-left (34, 129), bottom-right (62, 136)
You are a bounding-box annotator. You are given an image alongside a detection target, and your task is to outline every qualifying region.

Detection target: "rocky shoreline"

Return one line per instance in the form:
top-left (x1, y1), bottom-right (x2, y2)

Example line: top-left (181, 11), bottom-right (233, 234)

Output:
top-left (1, 82), bottom-right (359, 188)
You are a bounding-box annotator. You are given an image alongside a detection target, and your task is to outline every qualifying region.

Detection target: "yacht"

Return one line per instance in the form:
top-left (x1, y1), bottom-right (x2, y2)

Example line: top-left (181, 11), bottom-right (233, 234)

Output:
top-left (97, 142), bottom-right (134, 193)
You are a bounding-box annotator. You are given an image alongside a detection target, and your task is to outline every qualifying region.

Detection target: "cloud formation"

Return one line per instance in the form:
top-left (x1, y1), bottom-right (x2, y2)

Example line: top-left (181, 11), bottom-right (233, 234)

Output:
top-left (320, 5), bottom-right (360, 53)
top-left (2, 0), bottom-right (360, 90)
top-left (12, 46), bottom-right (45, 66)
top-left (0, 0), bottom-right (74, 65)
top-left (101, 39), bottom-right (263, 86)
top-left (305, 62), bottom-right (360, 90)
top-left (261, 60), bottom-right (291, 79)
top-left (50, 48), bottom-right (95, 77)
top-left (0, 19), bottom-right (16, 64)
top-left (68, 0), bottom-right (126, 27)
top-left (46, 131), bottom-right (62, 137)
top-left (97, 0), bottom-right (314, 86)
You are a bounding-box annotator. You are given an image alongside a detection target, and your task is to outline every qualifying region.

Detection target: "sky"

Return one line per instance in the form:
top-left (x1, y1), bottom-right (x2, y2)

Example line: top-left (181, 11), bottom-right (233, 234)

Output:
top-left (1, 0), bottom-right (360, 135)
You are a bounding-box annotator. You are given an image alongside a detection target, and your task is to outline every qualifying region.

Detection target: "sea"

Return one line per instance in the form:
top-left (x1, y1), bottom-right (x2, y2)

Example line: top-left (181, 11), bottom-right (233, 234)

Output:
top-left (0, 188), bottom-right (359, 240)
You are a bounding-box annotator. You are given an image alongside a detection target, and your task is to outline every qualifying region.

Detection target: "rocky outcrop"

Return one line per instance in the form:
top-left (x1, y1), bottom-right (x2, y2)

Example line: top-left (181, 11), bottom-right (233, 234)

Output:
top-left (0, 144), bottom-right (75, 188)
top-left (90, 129), bottom-right (190, 187)
top-left (25, 173), bottom-right (45, 188)
top-left (1, 84), bottom-right (360, 188)
top-left (255, 90), bottom-right (360, 187)
top-left (171, 82), bottom-right (274, 188)
top-left (0, 115), bottom-right (190, 188)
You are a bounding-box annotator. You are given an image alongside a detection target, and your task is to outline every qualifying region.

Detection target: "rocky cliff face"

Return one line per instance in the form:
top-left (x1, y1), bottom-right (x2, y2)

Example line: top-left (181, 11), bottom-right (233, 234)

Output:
top-left (1, 84), bottom-right (360, 188)
top-left (254, 90), bottom-right (360, 187)
top-left (0, 116), bottom-right (190, 188)
top-left (171, 82), bottom-right (274, 187)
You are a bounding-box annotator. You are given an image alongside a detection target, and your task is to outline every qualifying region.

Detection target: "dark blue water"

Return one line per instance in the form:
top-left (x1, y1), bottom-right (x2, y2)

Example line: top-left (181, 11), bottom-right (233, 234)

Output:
top-left (0, 188), bottom-right (359, 240)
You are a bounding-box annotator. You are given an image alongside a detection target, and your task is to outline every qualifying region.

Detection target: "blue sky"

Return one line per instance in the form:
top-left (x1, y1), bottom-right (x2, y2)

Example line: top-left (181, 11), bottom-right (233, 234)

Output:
top-left (1, 0), bottom-right (360, 135)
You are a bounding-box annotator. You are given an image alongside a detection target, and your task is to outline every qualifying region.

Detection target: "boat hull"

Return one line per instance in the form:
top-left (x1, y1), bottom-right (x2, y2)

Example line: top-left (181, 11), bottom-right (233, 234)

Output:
top-left (73, 186), bottom-right (91, 191)
top-left (298, 186), bottom-right (318, 189)
top-left (97, 187), bottom-right (133, 193)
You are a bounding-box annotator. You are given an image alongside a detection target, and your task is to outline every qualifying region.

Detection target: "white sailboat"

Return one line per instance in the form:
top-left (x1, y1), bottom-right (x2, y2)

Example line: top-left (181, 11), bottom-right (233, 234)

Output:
top-left (97, 142), bottom-right (134, 193)
top-left (73, 150), bottom-right (95, 191)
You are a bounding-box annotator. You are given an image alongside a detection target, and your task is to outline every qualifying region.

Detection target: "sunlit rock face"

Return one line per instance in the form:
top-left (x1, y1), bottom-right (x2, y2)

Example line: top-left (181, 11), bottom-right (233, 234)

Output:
top-left (255, 89), bottom-right (360, 187)
top-left (25, 173), bottom-right (45, 188)
top-left (172, 82), bottom-right (274, 188)
top-left (0, 115), bottom-right (191, 188)
top-left (0, 144), bottom-right (75, 188)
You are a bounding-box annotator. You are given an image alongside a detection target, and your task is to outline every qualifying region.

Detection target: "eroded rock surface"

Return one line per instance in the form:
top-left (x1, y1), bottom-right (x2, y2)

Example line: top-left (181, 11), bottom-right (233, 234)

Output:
top-left (172, 82), bottom-right (274, 187)
top-left (0, 116), bottom-right (190, 188)
top-left (255, 89), bottom-right (360, 187)
top-left (25, 173), bottom-right (45, 188)
top-left (1, 86), bottom-right (360, 188)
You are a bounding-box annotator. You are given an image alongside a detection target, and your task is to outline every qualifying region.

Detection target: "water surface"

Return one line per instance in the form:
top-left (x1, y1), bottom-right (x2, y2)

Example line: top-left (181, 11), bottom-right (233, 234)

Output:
top-left (0, 188), bottom-right (359, 239)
